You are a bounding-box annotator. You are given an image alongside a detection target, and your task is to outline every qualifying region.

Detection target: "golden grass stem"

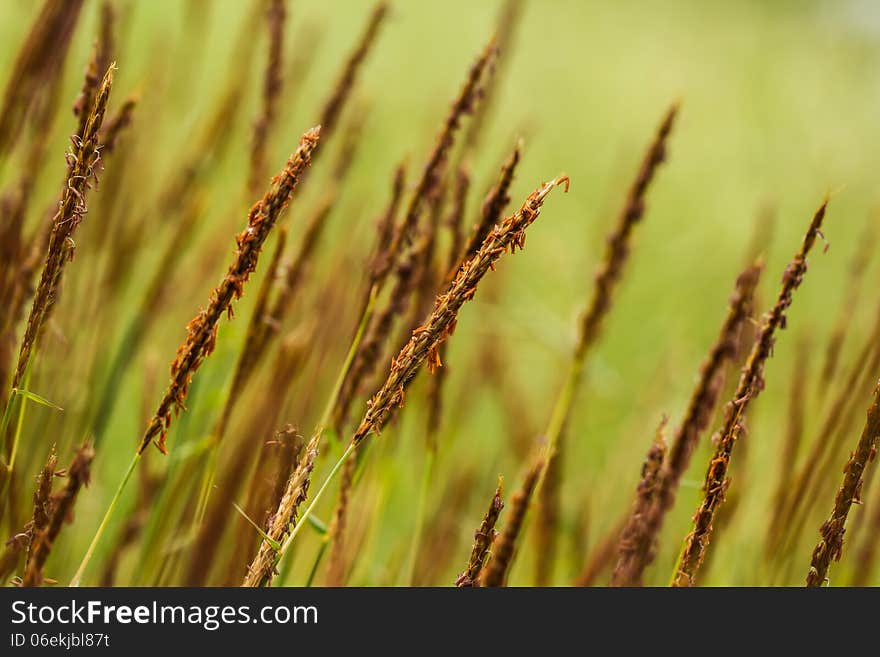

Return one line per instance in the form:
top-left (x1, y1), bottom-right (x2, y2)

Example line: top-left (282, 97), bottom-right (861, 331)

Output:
top-left (806, 380), bottom-right (880, 586)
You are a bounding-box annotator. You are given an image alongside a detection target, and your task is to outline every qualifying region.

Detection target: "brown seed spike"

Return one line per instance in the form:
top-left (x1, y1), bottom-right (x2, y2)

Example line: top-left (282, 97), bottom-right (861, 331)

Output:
top-left (22, 441), bottom-right (94, 587)
top-left (575, 103), bottom-right (678, 363)
top-left (611, 416), bottom-right (668, 587)
top-left (9, 63), bottom-right (115, 395)
top-left (456, 477), bottom-right (504, 587)
top-left (806, 381), bottom-right (880, 586)
top-left (351, 176), bottom-right (568, 446)
top-left (243, 432), bottom-right (320, 587)
top-left (672, 198), bottom-right (829, 587)
top-left (481, 457), bottom-right (542, 587)
top-left (248, 0), bottom-right (286, 196)
top-left (448, 140), bottom-right (521, 282)
top-left (387, 37), bottom-right (498, 260)
top-left (139, 127), bottom-right (320, 455)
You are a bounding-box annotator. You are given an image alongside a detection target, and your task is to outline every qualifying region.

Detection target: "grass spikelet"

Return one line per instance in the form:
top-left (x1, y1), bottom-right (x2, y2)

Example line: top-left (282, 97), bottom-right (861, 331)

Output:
top-left (22, 446), bottom-right (58, 574)
top-left (317, 1), bottom-right (388, 139)
top-left (334, 226), bottom-right (432, 431)
top-left (387, 37), bottom-right (497, 260)
top-left (806, 381), bottom-right (880, 586)
top-left (248, 0), bottom-right (286, 196)
top-left (0, 0), bottom-right (85, 161)
top-left (427, 166), bottom-right (471, 443)
top-left (258, 177), bottom-right (567, 580)
top-left (367, 162), bottom-right (408, 288)
top-left (9, 63), bottom-right (114, 395)
top-left (575, 103), bottom-right (678, 364)
top-left (672, 198), bottom-right (829, 587)
top-left (612, 262), bottom-right (761, 585)
top-left (243, 432), bottom-right (319, 586)
top-left (73, 3), bottom-right (114, 138)
top-left (481, 458), bottom-right (542, 587)
top-left (0, 446), bottom-right (58, 581)
top-left (456, 476), bottom-right (504, 587)
top-left (139, 126), bottom-right (319, 456)
top-left (461, 0), bottom-right (523, 154)
top-left (353, 177), bottom-right (569, 445)
top-left (611, 416), bottom-right (668, 586)
top-left (449, 140), bottom-right (520, 281)
top-left (22, 441), bottom-right (94, 587)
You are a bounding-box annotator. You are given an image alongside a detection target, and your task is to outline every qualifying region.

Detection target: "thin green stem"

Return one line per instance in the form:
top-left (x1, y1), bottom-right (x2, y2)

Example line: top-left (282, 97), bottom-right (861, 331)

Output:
top-left (273, 441), bottom-right (356, 581)
top-left (318, 283), bottom-right (378, 431)
top-left (542, 357), bottom-right (584, 464)
top-left (70, 451), bottom-right (141, 586)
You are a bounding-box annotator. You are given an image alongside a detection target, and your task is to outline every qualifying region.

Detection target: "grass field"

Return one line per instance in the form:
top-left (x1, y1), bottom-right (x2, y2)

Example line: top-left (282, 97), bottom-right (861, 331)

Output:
top-left (1, 0), bottom-right (879, 587)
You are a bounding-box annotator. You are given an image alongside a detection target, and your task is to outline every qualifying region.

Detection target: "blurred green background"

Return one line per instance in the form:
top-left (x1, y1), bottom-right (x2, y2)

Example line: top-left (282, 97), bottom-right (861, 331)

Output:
top-left (2, 0), bottom-right (879, 586)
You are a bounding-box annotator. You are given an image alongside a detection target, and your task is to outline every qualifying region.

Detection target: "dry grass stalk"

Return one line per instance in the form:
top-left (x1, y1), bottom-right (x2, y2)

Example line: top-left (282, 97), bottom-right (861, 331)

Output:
top-left (0, 0), bottom-right (85, 160)
top-left (673, 199), bottom-right (829, 587)
top-left (481, 458), bottom-right (542, 586)
top-left (317, 2), bottom-right (387, 140)
top-left (575, 104), bottom-right (678, 364)
top-left (73, 3), bottom-right (114, 139)
top-left (611, 417), bottom-right (668, 586)
top-left (248, 0), bottom-right (286, 195)
top-left (352, 177), bottom-right (569, 445)
top-left (215, 227), bottom-right (289, 438)
top-left (214, 330), bottom-right (312, 585)
top-left (219, 113), bottom-right (365, 438)
top-left (22, 447), bottom-right (58, 574)
top-left (243, 432), bottom-right (319, 586)
top-left (0, 447), bottom-right (58, 581)
top-left (9, 64), bottom-right (115, 394)
top-left (612, 262), bottom-right (761, 585)
top-left (210, 424), bottom-right (304, 586)
top-left (334, 227), bottom-right (432, 432)
top-left (806, 381), bottom-right (880, 586)
top-left (386, 38), bottom-right (497, 262)
top-left (21, 441), bottom-right (94, 586)
top-left (456, 476), bottom-right (504, 587)
top-left (186, 307), bottom-right (315, 583)
top-left (448, 141), bottom-right (520, 283)
top-left (139, 127), bottom-right (319, 455)
top-left (427, 167), bottom-right (471, 445)
top-left (367, 163), bottom-right (408, 289)
top-left (460, 0), bottom-right (524, 155)
top-left (251, 177), bottom-right (566, 585)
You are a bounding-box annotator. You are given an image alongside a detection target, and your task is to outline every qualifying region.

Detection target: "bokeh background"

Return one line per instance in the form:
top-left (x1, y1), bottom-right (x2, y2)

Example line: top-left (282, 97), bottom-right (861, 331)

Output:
top-left (2, 0), bottom-right (879, 586)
